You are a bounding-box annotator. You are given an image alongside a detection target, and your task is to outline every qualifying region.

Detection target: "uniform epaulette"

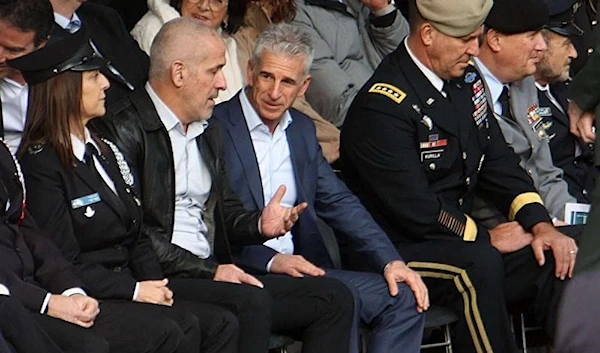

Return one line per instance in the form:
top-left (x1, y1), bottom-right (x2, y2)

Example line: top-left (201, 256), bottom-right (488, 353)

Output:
top-left (27, 144), bottom-right (44, 155)
top-left (368, 83), bottom-right (406, 104)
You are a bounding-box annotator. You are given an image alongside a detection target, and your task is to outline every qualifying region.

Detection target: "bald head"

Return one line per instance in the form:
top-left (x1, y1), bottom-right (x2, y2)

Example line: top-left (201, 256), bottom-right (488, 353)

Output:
top-left (149, 17), bottom-right (224, 82)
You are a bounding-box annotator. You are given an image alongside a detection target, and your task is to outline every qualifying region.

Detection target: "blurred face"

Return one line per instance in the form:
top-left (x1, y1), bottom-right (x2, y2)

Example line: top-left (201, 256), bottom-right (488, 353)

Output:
top-left (183, 38), bottom-right (227, 120)
top-left (181, 0), bottom-right (228, 30)
top-left (246, 50), bottom-right (311, 129)
top-left (0, 20), bottom-right (40, 80)
top-left (536, 30), bottom-right (577, 84)
top-left (498, 30), bottom-right (547, 82)
top-left (80, 70), bottom-right (110, 122)
top-left (426, 25), bottom-right (482, 80)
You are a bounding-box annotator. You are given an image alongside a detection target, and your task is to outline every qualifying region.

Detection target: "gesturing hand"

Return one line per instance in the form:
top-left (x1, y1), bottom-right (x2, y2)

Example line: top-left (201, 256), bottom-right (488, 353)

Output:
top-left (384, 261), bottom-right (429, 313)
top-left (214, 264), bottom-right (264, 288)
top-left (270, 254), bottom-right (325, 277)
top-left (261, 185), bottom-right (308, 238)
top-left (135, 279), bottom-right (174, 306)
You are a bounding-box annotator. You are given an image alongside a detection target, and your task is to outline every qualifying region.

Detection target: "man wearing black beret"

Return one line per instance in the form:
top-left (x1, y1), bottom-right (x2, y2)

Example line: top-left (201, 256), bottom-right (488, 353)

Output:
top-left (342, 0), bottom-right (578, 350)
top-left (533, 1), bottom-right (597, 206)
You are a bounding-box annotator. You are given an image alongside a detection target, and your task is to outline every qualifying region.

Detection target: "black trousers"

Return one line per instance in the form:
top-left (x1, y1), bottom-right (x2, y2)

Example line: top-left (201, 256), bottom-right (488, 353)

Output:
top-left (0, 296), bottom-right (62, 353)
top-left (32, 300), bottom-right (200, 353)
top-left (398, 231), bottom-right (580, 353)
top-left (169, 274), bottom-right (354, 353)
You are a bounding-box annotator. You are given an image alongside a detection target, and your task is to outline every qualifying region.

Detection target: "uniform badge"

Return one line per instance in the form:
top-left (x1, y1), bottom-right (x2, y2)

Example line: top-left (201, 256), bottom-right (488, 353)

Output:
top-left (71, 193), bottom-right (101, 209)
top-left (538, 107), bottom-right (552, 116)
top-left (84, 206), bottom-right (95, 218)
top-left (426, 97), bottom-right (435, 105)
top-left (421, 116), bottom-right (433, 130)
top-left (368, 83), bottom-right (406, 104)
top-left (464, 72), bottom-right (477, 83)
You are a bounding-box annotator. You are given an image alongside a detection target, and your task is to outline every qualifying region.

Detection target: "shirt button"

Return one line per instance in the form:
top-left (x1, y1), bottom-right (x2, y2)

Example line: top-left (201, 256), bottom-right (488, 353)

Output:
top-left (429, 163), bottom-right (436, 170)
top-left (458, 198), bottom-right (464, 206)
top-left (527, 169), bottom-right (533, 175)
top-left (593, 20), bottom-right (598, 26)
top-left (466, 177), bottom-right (471, 185)
top-left (574, 160), bottom-right (578, 165)
top-left (589, 48), bottom-right (594, 55)
top-left (583, 189), bottom-right (588, 195)
top-left (462, 152), bottom-right (467, 160)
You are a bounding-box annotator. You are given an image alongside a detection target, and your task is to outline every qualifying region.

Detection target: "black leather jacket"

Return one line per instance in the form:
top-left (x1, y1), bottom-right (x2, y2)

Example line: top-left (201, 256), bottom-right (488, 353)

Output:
top-left (92, 89), bottom-right (265, 279)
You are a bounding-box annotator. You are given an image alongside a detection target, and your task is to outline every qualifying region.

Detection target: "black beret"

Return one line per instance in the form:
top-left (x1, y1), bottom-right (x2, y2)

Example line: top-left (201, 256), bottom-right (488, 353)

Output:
top-left (8, 29), bottom-right (108, 86)
top-left (544, 0), bottom-right (583, 36)
top-left (485, 0), bottom-right (550, 34)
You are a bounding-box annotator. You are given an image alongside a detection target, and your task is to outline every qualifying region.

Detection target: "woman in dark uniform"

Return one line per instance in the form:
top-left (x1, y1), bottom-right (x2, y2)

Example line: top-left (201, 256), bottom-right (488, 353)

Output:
top-left (10, 30), bottom-right (212, 353)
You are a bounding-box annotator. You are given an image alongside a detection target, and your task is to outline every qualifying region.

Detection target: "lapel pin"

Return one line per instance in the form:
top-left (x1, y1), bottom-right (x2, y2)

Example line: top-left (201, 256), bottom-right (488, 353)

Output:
top-left (421, 116), bottom-right (433, 130)
top-left (84, 206), bottom-right (95, 218)
top-left (426, 98), bottom-right (435, 105)
top-left (412, 104), bottom-right (421, 114)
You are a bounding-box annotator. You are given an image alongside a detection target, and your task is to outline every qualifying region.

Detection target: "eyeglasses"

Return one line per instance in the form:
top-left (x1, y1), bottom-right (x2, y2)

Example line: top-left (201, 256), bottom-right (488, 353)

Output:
top-left (186, 0), bottom-right (228, 11)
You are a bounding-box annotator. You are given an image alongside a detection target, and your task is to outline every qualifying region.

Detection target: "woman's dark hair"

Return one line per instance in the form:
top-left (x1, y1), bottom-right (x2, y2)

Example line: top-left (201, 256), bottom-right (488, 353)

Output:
top-left (18, 71), bottom-right (84, 168)
top-left (169, 0), bottom-right (247, 34)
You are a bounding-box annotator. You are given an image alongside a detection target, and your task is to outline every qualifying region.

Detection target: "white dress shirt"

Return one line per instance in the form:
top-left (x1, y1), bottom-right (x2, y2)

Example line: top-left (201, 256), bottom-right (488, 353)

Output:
top-left (54, 12), bottom-right (82, 33)
top-left (0, 78), bottom-right (28, 154)
top-left (146, 83), bottom-right (212, 259)
top-left (473, 57), bottom-right (507, 117)
top-left (405, 38), bottom-right (446, 96)
top-left (240, 90), bottom-right (297, 270)
top-left (71, 128), bottom-right (117, 194)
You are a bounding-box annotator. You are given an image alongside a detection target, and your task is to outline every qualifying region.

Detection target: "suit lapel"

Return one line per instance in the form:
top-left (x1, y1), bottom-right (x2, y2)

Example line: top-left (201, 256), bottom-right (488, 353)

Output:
top-left (226, 97), bottom-right (265, 208)
top-left (285, 118), bottom-right (308, 204)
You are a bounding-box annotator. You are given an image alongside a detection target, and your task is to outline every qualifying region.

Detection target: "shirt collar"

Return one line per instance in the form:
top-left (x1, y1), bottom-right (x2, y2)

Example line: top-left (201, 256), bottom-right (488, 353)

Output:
top-left (473, 57), bottom-right (507, 112)
top-left (1, 77), bottom-right (27, 90)
top-left (405, 38), bottom-right (445, 93)
top-left (240, 87), bottom-right (293, 133)
top-left (145, 82), bottom-right (208, 138)
top-left (71, 127), bottom-right (98, 162)
top-left (54, 12), bottom-right (81, 30)
top-left (535, 82), bottom-right (549, 92)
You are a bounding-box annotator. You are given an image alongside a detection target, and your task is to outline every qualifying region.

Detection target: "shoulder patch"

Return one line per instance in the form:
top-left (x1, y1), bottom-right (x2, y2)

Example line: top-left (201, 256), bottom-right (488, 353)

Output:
top-left (368, 83), bottom-right (406, 104)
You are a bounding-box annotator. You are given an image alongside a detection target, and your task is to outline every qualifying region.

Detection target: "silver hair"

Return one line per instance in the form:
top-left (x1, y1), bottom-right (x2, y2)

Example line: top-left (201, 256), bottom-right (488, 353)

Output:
top-left (148, 17), bottom-right (221, 80)
top-left (251, 23), bottom-right (314, 76)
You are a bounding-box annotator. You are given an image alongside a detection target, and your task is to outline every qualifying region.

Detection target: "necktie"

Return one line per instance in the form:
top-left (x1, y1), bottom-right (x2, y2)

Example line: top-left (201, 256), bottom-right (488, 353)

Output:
top-left (499, 86), bottom-right (513, 120)
top-left (66, 19), bottom-right (81, 34)
top-left (84, 143), bottom-right (101, 181)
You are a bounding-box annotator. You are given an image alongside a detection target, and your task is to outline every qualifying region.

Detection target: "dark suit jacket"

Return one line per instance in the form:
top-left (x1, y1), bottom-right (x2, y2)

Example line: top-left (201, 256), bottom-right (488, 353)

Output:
top-left (50, 2), bottom-right (150, 105)
top-left (537, 83), bottom-right (597, 204)
top-left (0, 142), bottom-right (84, 311)
top-left (91, 89), bottom-right (267, 279)
top-left (213, 92), bottom-right (401, 273)
top-left (20, 137), bottom-right (163, 300)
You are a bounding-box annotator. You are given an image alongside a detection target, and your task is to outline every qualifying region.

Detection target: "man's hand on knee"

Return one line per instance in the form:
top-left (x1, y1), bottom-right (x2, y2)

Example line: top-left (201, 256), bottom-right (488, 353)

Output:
top-left (489, 221), bottom-right (533, 253)
top-left (270, 254), bottom-right (325, 278)
top-left (214, 264), bottom-right (264, 288)
top-left (384, 261), bottom-right (429, 313)
top-left (531, 222), bottom-right (578, 280)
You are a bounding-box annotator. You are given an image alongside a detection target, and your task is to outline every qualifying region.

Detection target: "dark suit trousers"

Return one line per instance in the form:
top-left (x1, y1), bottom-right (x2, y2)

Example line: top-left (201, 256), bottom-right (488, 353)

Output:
top-left (169, 275), bottom-right (354, 353)
top-left (325, 269), bottom-right (424, 353)
top-left (32, 300), bottom-right (201, 353)
top-left (0, 296), bottom-right (62, 353)
top-left (399, 239), bottom-right (575, 353)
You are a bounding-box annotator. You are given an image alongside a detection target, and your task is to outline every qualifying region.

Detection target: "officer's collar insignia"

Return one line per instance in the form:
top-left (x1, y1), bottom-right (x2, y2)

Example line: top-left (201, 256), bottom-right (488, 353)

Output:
top-left (421, 116), bottom-right (433, 130)
top-left (426, 97), bottom-right (435, 105)
top-left (465, 72), bottom-right (477, 84)
top-left (368, 83), bottom-right (406, 104)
